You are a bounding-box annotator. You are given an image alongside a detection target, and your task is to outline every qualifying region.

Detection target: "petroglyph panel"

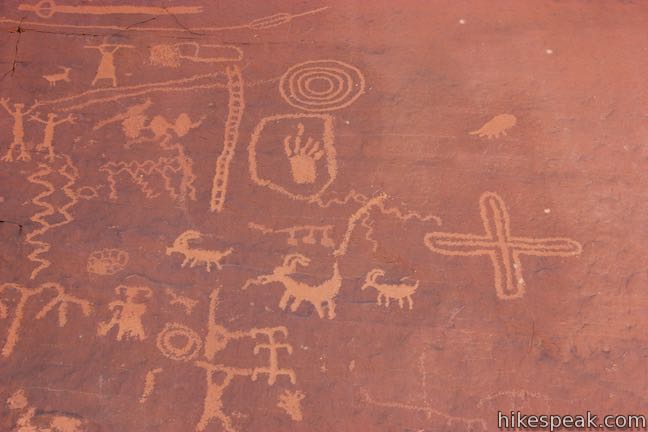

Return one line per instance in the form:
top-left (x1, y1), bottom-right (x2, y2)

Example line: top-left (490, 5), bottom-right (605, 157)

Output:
top-left (0, 1), bottom-right (643, 431)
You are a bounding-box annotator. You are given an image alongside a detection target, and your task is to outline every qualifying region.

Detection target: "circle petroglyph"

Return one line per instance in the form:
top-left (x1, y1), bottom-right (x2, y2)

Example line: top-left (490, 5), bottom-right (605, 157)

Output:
top-left (280, 60), bottom-right (366, 112)
top-left (156, 322), bottom-right (203, 361)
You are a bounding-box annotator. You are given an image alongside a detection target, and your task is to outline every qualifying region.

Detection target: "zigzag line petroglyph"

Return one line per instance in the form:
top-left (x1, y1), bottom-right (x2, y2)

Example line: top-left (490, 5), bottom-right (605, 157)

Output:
top-left (0, 6), bottom-right (328, 33)
top-left (210, 65), bottom-right (244, 212)
top-left (26, 154), bottom-right (86, 279)
top-left (0, 282), bottom-right (93, 358)
top-left (248, 222), bottom-right (335, 248)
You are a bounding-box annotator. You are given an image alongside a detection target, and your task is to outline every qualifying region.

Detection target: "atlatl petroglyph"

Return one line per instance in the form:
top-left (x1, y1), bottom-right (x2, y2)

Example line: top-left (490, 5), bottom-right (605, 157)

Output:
top-left (7, 389), bottom-right (89, 431)
top-left (0, 282), bottom-right (92, 358)
top-left (243, 254), bottom-right (341, 319)
top-left (362, 352), bottom-right (487, 430)
top-left (97, 285), bottom-right (151, 341)
top-left (18, 1), bottom-right (203, 18)
top-left (42, 66), bottom-right (71, 87)
top-left (150, 43), bottom-right (243, 68)
top-left (29, 112), bottom-right (76, 162)
top-left (166, 230), bottom-right (233, 272)
top-left (249, 222), bottom-right (335, 248)
top-left (210, 65), bottom-right (244, 212)
top-left (361, 269), bottom-right (419, 310)
top-left (166, 288), bottom-right (198, 315)
top-left (277, 390), bottom-right (305, 421)
top-left (424, 192), bottom-right (582, 300)
top-left (0, 98), bottom-right (37, 162)
top-left (249, 113), bottom-right (336, 201)
top-left (469, 114), bottom-right (517, 139)
top-left (86, 248), bottom-right (129, 276)
top-left (279, 60), bottom-right (366, 112)
top-left (85, 41), bottom-right (134, 87)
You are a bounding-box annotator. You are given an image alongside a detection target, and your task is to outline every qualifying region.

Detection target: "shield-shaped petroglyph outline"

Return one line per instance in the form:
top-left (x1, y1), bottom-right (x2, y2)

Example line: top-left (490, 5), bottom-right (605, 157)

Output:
top-left (248, 113), bottom-right (336, 201)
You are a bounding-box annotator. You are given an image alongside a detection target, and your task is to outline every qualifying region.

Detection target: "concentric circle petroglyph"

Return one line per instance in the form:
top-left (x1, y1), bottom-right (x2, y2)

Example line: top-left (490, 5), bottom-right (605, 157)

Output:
top-left (156, 322), bottom-right (203, 361)
top-left (280, 60), bottom-right (366, 112)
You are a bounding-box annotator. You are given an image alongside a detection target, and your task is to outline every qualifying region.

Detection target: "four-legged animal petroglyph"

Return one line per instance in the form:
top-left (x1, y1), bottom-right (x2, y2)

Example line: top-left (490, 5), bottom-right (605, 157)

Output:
top-left (97, 285), bottom-right (151, 341)
top-left (469, 114), bottom-right (517, 139)
top-left (424, 192), bottom-right (582, 300)
top-left (166, 230), bottom-right (233, 272)
top-left (29, 112), bottom-right (75, 161)
top-left (243, 254), bottom-right (342, 319)
top-left (361, 269), bottom-right (419, 310)
top-left (42, 66), bottom-right (71, 87)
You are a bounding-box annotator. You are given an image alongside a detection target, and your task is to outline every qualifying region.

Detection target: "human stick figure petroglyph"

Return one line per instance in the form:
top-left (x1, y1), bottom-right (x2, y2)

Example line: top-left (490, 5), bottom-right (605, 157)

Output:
top-left (361, 352), bottom-right (487, 430)
top-left (0, 98), bottom-right (37, 162)
top-left (145, 288), bottom-right (297, 431)
top-left (1, 6), bottom-right (329, 34)
top-left (18, 1), bottom-right (203, 18)
top-left (85, 41), bottom-right (134, 87)
top-left (280, 60), bottom-right (366, 112)
top-left (361, 269), bottom-right (419, 310)
top-left (97, 285), bottom-right (151, 341)
top-left (87, 249), bottom-right (129, 276)
top-left (29, 112), bottom-right (75, 162)
top-left (210, 65), bottom-right (244, 212)
top-left (469, 114), bottom-right (517, 139)
top-left (248, 222), bottom-right (335, 248)
top-left (243, 254), bottom-right (342, 319)
top-left (42, 66), bottom-right (71, 87)
top-left (166, 230), bottom-right (233, 272)
top-left (424, 192), bottom-right (582, 300)
top-left (0, 282), bottom-right (92, 358)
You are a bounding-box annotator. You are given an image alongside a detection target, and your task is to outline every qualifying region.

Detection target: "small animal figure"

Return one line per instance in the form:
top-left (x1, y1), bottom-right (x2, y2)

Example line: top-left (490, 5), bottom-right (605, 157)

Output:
top-left (42, 66), bottom-right (72, 87)
top-left (243, 253), bottom-right (341, 319)
top-left (166, 230), bottom-right (233, 272)
top-left (469, 113), bottom-right (517, 139)
top-left (7, 389), bottom-right (89, 431)
top-left (361, 269), bottom-right (419, 310)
